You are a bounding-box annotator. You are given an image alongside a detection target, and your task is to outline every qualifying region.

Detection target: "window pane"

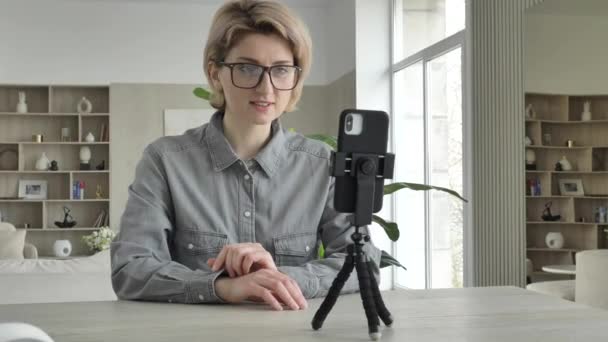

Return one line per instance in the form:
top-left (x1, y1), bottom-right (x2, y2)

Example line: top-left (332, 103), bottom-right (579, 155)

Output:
top-left (393, 61), bottom-right (425, 289)
top-left (427, 47), bottom-right (463, 288)
top-left (394, 0), bottom-right (465, 61)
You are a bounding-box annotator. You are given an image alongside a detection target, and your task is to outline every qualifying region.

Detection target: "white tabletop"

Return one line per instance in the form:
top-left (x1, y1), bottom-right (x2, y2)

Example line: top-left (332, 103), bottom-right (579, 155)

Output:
top-left (542, 264), bottom-right (576, 275)
top-left (1, 287), bottom-right (608, 342)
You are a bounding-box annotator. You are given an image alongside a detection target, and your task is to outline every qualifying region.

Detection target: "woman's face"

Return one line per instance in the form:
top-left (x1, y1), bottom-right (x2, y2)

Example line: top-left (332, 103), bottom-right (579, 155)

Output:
top-left (212, 32), bottom-right (296, 126)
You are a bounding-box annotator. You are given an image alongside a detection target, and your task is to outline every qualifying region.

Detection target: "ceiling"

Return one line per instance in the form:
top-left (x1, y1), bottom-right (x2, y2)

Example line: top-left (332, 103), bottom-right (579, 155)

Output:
top-left (527, 0), bottom-right (608, 16)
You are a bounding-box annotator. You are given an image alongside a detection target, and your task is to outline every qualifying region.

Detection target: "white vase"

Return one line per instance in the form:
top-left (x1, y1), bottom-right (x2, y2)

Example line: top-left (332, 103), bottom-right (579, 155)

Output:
top-left (559, 156), bottom-right (573, 171)
top-left (53, 240), bottom-right (72, 257)
top-left (545, 232), bottom-right (565, 249)
top-left (79, 146), bottom-right (91, 164)
top-left (581, 111), bottom-right (592, 122)
top-left (35, 152), bottom-right (50, 171)
top-left (16, 91), bottom-right (28, 113)
top-left (582, 101), bottom-right (592, 121)
top-left (85, 132), bottom-right (95, 142)
top-left (77, 97), bottom-right (92, 114)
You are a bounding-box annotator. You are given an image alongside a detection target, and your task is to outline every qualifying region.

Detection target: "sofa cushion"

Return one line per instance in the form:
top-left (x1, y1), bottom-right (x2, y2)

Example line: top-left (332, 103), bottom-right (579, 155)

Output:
top-left (0, 229), bottom-right (26, 260)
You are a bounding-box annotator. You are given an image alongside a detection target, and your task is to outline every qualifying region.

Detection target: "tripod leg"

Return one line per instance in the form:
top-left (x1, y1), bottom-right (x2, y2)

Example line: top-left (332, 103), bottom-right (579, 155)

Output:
top-left (366, 260), bottom-right (393, 327)
top-left (355, 255), bottom-right (381, 341)
top-left (311, 251), bottom-right (355, 330)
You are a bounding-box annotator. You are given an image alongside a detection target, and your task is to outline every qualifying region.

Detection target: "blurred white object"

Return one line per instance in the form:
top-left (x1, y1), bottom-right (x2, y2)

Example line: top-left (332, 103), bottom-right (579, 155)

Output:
top-left (0, 322), bottom-right (53, 342)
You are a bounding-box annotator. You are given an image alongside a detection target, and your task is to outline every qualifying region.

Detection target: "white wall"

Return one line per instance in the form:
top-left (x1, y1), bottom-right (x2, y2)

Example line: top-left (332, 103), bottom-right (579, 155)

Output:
top-left (525, 13), bottom-right (608, 94)
top-left (0, 0), bottom-right (354, 85)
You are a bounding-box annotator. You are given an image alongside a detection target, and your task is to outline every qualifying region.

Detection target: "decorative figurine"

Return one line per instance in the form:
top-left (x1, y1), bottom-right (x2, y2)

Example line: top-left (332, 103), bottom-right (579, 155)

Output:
top-left (54, 206), bottom-right (77, 228)
top-left (77, 97), bottom-right (93, 114)
top-left (525, 136), bottom-right (533, 146)
top-left (96, 160), bottom-right (105, 170)
top-left (525, 104), bottom-right (536, 119)
top-left (96, 184), bottom-right (103, 199)
top-left (555, 161), bottom-right (563, 171)
top-left (49, 160), bottom-right (59, 171)
top-left (16, 91), bottom-right (28, 113)
top-left (541, 202), bottom-right (561, 222)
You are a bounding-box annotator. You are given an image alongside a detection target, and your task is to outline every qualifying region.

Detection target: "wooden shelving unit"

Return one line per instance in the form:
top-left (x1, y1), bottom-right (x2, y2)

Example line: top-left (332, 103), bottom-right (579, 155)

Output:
top-left (0, 85), bottom-right (110, 256)
top-left (525, 93), bottom-right (608, 276)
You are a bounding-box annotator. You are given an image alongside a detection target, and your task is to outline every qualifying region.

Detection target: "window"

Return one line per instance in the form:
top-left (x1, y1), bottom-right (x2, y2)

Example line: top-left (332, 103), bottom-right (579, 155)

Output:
top-left (392, 0), bottom-right (466, 289)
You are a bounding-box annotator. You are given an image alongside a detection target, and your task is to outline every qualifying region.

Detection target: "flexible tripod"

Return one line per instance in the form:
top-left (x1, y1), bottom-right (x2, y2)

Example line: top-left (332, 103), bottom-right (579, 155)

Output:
top-left (311, 151), bottom-right (395, 341)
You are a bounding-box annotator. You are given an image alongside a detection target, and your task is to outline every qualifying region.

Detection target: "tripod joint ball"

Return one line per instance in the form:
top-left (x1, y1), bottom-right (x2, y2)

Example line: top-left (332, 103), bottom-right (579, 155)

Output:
top-left (311, 151), bottom-right (395, 340)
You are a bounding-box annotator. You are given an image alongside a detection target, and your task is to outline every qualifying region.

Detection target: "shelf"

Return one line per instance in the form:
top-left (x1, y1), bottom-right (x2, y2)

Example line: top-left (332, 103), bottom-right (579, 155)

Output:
top-left (526, 146), bottom-right (589, 150)
top-left (28, 227), bottom-right (102, 232)
top-left (0, 112), bottom-right (110, 117)
top-left (0, 141), bottom-right (109, 145)
top-left (527, 248), bottom-right (579, 253)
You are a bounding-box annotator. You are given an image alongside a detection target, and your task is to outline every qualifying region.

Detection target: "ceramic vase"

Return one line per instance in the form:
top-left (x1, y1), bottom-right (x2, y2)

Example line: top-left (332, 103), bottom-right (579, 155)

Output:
top-left (53, 240), bottom-right (72, 257)
top-left (545, 232), bottom-right (565, 249)
top-left (35, 152), bottom-right (50, 171)
top-left (559, 156), bottom-right (573, 171)
top-left (16, 91), bottom-right (28, 114)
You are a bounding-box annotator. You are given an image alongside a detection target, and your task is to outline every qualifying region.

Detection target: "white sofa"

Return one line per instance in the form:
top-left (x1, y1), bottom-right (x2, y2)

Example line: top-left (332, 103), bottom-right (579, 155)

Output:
top-left (0, 249), bottom-right (117, 304)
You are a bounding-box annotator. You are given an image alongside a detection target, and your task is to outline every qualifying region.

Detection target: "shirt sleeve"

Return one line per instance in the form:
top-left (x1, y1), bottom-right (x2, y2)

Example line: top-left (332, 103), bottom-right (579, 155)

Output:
top-left (110, 145), bottom-right (225, 304)
top-left (278, 177), bottom-right (383, 299)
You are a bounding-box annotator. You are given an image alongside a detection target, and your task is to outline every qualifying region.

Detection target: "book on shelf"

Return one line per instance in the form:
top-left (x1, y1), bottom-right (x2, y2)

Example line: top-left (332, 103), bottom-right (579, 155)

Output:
top-left (92, 209), bottom-right (107, 228)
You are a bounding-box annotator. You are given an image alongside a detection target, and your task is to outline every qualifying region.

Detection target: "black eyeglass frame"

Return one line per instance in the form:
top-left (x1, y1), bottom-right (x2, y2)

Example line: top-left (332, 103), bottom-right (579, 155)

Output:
top-left (216, 61), bottom-right (302, 91)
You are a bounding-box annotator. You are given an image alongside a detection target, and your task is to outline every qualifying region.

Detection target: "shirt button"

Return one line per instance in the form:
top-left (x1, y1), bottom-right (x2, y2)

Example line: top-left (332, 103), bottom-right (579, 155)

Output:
top-left (244, 211), bottom-right (251, 218)
top-left (244, 174), bottom-right (250, 180)
top-left (187, 243), bottom-right (194, 249)
top-left (198, 294), bottom-right (204, 301)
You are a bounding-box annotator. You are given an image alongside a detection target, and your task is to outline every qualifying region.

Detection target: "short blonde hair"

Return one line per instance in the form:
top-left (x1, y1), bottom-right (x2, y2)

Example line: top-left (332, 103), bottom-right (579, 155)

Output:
top-left (203, 0), bottom-right (312, 112)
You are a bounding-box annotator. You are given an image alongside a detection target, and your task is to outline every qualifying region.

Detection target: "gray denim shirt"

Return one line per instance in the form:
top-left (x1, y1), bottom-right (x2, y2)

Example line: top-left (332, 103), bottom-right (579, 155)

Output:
top-left (110, 111), bottom-right (381, 304)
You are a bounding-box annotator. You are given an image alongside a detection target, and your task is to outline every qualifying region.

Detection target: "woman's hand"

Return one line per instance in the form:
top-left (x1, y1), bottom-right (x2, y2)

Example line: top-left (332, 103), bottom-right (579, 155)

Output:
top-left (214, 269), bottom-right (308, 311)
top-left (207, 243), bottom-right (277, 277)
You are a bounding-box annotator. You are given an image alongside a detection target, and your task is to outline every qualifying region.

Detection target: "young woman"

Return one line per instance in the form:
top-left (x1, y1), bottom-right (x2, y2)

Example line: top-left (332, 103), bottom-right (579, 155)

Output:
top-left (111, 0), bottom-right (381, 311)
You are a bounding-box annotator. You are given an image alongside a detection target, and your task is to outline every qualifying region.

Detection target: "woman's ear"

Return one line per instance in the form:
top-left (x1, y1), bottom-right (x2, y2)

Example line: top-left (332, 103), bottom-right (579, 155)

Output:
top-left (207, 61), bottom-right (223, 91)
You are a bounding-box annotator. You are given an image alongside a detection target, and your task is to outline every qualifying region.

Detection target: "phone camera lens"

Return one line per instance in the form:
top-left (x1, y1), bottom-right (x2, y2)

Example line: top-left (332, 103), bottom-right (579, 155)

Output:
top-left (346, 115), bottom-right (353, 131)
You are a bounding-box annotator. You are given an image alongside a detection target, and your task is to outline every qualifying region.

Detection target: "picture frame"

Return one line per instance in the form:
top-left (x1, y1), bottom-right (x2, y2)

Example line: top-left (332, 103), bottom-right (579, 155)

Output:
top-left (18, 180), bottom-right (48, 200)
top-left (558, 178), bottom-right (584, 196)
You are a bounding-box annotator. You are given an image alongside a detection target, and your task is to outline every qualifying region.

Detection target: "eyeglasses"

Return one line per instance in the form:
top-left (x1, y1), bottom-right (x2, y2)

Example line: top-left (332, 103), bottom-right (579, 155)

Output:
top-left (217, 61), bottom-right (302, 91)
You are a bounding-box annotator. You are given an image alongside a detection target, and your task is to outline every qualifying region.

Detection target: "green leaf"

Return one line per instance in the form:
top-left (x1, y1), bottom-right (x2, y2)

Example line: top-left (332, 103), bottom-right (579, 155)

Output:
top-left (305, 134), bottom-right (337, 151)
top-left (379, 250), bottom-right (406, 270)
top-left (372, 215), bottom-right (399, 242)
top-left (193, 87), bottom-right (212, 101)
top-left (318, 242), bottom-right (325, 259)
top-left (384, 182), bottom-right (468, 202)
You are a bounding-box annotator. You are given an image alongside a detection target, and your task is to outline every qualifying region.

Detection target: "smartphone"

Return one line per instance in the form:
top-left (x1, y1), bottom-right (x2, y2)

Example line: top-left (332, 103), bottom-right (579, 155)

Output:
top-left (333, 109), bottom-right (389, 213)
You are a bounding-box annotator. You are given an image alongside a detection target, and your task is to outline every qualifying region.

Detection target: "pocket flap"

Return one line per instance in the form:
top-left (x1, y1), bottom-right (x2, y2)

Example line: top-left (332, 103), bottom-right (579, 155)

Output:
top-left (274, 232), bottom-right (317, 257)
top-left (175, 229), bottom-right (228, 255)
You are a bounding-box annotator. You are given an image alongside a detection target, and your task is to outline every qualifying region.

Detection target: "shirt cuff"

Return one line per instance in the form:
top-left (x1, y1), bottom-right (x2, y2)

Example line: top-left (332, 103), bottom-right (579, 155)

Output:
top-left (278, 265), bottom-right (321, 299)
top-left (186, 269), bottom-right (226, 304)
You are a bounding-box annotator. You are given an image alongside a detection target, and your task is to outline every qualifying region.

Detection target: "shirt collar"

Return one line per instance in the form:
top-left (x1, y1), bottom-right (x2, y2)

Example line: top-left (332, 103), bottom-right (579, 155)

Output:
top-left (204, 111), bottom-right (286, 177)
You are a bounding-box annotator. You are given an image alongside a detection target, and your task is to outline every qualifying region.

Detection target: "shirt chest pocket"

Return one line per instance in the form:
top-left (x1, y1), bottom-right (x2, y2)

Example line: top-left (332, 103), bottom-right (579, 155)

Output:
top-left (273, 232), bottom-right (318, 267)
top-left (174, 229), bottom-right (228, 270)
